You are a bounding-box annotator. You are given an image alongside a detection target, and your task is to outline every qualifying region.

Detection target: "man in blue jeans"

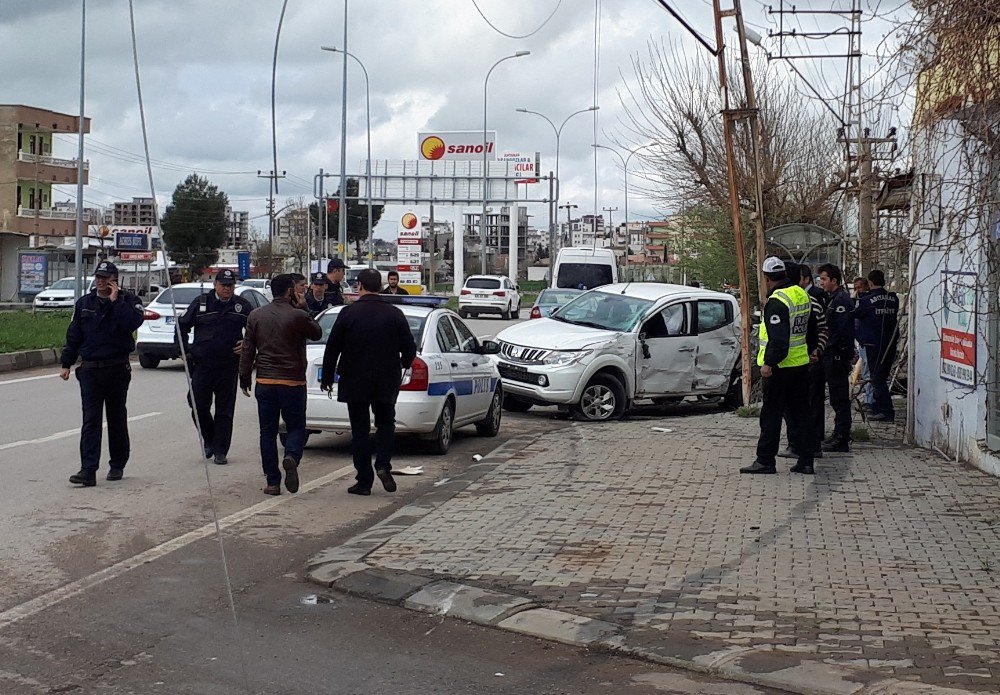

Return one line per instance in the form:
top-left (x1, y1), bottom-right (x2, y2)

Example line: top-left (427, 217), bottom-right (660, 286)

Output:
top-left (239, 274), bottom-right (322, 495)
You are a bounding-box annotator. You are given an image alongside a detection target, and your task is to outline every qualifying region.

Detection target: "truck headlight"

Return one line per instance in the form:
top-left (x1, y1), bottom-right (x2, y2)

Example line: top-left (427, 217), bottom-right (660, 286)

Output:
top-left (541, 350), bottom-right (591, 366)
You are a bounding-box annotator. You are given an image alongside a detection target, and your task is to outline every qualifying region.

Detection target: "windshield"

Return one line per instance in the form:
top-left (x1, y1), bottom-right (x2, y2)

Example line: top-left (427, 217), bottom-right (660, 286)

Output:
top-left (311, 309), bottom-right (427, 345)
top-left (537, 289), bottom-right (581, 305)
top-left (552, 291), bottom-right (653, 332)
top-left (153, 287), bottom-right (207, 306)
top-left (556, 263), bottom-right (613, 290)
top-left (49, 278), bottom-right (78, 290)
top-left (243, 279), bottom-right (266, 288)
top-left (465, 278), bottom-right (501, 289)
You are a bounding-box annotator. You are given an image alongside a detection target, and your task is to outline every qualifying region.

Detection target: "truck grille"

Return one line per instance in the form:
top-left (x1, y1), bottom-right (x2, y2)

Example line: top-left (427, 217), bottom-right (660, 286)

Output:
top-left (498, 341), bottom-right (549, 364)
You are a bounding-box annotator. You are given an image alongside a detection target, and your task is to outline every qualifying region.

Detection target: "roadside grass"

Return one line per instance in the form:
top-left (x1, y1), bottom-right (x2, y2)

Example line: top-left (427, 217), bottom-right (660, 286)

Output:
top-left (735, 405), bottom-right (761, 418)
top-left (851, 426), bottom-right (871, 442)
top-left (0, 311), bottom-right (71, 353)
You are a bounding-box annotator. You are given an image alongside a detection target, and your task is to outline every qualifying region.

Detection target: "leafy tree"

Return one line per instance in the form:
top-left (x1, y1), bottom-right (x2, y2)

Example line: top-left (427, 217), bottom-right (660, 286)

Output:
top-left (309, 177), bottom-right (385, 261)
top-left (161, 174), bottom-right (228, 275)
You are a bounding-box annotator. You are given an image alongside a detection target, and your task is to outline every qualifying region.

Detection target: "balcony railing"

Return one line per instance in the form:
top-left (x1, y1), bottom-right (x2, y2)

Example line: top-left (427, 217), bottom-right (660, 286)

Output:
top-left (17, 152), bottom-right (89, 170)
top-left (16, 206), bottom-right (99, 222)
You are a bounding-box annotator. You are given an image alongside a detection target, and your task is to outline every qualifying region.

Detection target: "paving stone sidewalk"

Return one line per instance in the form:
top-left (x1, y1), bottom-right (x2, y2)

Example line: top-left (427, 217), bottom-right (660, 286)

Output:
top-left (310, 408), bottom-right (1000, 695)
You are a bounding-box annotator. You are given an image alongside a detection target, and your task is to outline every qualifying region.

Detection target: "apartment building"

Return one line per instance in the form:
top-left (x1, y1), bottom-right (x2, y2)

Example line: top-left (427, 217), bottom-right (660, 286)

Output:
top-left (113, 197), bottom-right (157, 227)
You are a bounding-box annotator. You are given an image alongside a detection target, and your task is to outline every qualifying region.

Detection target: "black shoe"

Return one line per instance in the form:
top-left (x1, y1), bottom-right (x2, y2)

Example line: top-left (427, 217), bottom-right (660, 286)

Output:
top-left (347, 483), bottom-right (371, 496)
top-left (790, 462), bottom-right (815, 474)
top-left (203, 446), bottom-right (214, 460)
top-left (777, 447), bottom-right (798, 459)
top-left (812, 450), bottom-right (824, 459)
top-left (69, 470), bottom-right (96, 487)
top-left (822, 439), bottom-right (850, 453)
top-left (213, 454), bottom-right (228, 465)
top-left (106, 468), bottom-right (124, 481)
top-left (376, 469), bottom-right (397, 493)
top-left (740, 461), bottom-right (776, 474)
top-left (822, 434), bottom-right (838, 446)
top-left (869, 413), bottom-right (894, 422)
top-left (282, 455), bottom-right (300, 493)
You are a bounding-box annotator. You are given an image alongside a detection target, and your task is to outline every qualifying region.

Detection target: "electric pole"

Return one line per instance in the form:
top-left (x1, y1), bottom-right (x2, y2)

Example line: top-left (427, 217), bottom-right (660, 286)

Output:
top-left (258, 169), bottom-right (286, 258)
top-left (602, 206), bottom-right (618, 251)
top-left (559, 203), bottom-right (578, 247)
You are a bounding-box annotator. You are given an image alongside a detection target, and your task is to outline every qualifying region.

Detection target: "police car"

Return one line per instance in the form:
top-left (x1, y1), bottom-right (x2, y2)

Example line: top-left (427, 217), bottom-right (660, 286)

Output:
top-left (305, 300), bottom-right (504, 454)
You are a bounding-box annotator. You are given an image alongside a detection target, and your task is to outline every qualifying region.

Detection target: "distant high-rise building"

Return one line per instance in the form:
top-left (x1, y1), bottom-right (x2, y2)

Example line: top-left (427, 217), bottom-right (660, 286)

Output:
top-left (225, 206), bottom-right (250, 248)
top-left (113, 197), bottom-right (157, 227)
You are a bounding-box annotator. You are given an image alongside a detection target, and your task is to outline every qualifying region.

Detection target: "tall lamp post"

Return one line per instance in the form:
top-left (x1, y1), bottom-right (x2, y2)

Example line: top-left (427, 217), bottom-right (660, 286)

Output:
top-left (481, 51), bottom-right (529, 275)
top-left (322, 46), bottom-right (372, 266)
top-left (592, 142), bottom-right (654, 280)
top-left (516, 106), bottom-right (598, 285)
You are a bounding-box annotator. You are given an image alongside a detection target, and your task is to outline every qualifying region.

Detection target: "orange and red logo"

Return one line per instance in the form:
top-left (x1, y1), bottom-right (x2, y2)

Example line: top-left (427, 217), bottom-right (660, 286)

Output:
top-left (401, 212), bottom-right (418, 229)
top-left (420, 136), bottom-right (445, 160)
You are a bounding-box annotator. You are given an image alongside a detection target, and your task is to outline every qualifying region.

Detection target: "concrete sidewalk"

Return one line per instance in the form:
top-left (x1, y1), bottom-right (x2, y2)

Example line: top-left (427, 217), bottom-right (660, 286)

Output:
top-left (308, 407), bottom-right (999, 695)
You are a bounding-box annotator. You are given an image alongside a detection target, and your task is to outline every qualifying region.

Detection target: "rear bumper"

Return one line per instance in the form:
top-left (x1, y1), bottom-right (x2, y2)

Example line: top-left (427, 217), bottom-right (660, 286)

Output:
top-left (305, 391), bottom-right (442, 434)
top-left (136, 341), bottom-right (180, 360)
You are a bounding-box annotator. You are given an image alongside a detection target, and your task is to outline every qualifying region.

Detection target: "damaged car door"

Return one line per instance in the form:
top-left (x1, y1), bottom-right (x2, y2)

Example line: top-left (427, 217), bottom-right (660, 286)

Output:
top-left (692, 298), bottom-right (740, 392)
top-left (634, 302), bottom-right (697, 396)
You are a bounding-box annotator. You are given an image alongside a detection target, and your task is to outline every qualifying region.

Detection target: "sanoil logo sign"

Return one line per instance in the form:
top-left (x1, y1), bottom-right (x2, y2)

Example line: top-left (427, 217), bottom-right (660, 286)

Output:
top-left (418, 131), bottom-right (496, 161)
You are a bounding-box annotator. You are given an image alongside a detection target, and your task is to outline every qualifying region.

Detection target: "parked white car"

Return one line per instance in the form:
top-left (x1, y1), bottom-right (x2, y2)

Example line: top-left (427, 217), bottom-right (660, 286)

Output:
top-left (135, 283), bottom-right (271, 368)
top-left (305, 303), bottom-right (503, 453)
top-left (494, 283), bottom-right (744, 421)
top-left (32, 277), bottom-right (96, 309)
top-left (458, 275), bottom-right (521, 320)
top-left (239, 278), bottom-right (273, 301)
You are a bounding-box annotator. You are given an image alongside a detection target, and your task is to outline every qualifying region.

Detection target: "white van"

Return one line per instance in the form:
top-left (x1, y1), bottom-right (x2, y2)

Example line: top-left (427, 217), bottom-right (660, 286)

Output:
top-left (552, 247), bottom-right (618, 290)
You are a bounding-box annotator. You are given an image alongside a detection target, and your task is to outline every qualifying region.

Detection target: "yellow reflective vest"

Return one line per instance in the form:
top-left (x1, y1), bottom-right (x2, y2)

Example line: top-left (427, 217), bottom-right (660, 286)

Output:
top-left (757, 284), bottom-right (811, 368)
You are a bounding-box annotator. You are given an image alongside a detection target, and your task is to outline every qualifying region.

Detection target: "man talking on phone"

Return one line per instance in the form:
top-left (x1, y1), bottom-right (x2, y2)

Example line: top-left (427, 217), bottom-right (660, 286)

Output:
top-left (60, 261), bottom-right (146, 486)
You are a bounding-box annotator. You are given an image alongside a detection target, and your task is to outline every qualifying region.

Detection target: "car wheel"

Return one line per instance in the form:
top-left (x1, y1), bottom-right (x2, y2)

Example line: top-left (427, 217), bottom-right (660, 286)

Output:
top-left (138, 353), bottom-right (160, 369)
top-left (502, 394), bottom-right (533, 413)
top-left (428, 399), bottom-right (455, 455)
top-left (722, 369), bottom-right (744, 410)
top-left (572, 374), bottom-right (626, 422)
top-left (475, 386), bottom-right (503, 437)
top-left (458, 309), bottom-right (468, 319)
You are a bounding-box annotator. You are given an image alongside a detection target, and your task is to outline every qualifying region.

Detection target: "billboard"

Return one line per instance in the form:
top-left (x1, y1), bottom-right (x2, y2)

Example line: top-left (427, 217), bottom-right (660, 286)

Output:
top-left (114, 231), bottom-right (151, 251)
top-left (18, 252), bottom-right (48, 295)
top-left (499, 151), bottom-right (539, 183)
top-left (940, 270), bottom-right (976, 387)
top-left (397, 212), bottom-right (423, 288)
top-left (419, 131), bottom-right (496, 161)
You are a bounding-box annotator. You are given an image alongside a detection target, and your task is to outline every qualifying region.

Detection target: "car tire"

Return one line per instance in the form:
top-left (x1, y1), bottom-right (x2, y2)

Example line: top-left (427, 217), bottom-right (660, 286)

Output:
top-left (572, 373), bottom-right (626, 422)
top-left (458, 309), bottom-right (468, 319)
top-left (428, 399), bottom-right (455, 455)
top-left (722, 369), bottom-right (744, 410)
top-left (475, 386), bottom-right (503, 437)
top-left (501, 308), bottom-right (510, 320)
top-left (502, 394), bottom-right (533, 413)
top-left (138, 353), bottom-right (160, 369)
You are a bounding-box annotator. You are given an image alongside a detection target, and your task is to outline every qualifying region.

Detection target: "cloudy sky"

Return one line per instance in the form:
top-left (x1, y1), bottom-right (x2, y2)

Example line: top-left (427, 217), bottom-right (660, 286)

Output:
top-left (2, 0), bottom-right (898, 240)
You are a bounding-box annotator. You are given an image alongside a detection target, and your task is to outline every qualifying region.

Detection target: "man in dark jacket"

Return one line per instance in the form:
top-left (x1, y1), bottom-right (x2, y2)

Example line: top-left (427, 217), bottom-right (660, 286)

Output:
top-left (239, 274), bottom-right (322, 495)
top-left (60, 261), bottom-right (146, 486)
top-left (380, 270), bottom-right (410, 295)
top-left (817, 263), bottom-right (855, 451)
top-left (854, 269), bottom-right (899, 421)
top-left (177, 269), bottom-right (254, 465)
top-left (324, 258), bottom-right (347, 306)
top-left (321, 269), bottom-right (417, 495)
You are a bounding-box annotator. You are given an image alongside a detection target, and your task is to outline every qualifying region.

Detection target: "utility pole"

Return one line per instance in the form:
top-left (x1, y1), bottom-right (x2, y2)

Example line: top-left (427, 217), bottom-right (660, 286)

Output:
top-left (258, 169), bottom-right (286, 260)
top-left (838, 128), bottom-right (895, 276)
top-left (602, 206), bottom-right (618, 250)
top-left (428, 202), bottom-right (436, 294)
top-left (559, 203), bottom-right (578, 248)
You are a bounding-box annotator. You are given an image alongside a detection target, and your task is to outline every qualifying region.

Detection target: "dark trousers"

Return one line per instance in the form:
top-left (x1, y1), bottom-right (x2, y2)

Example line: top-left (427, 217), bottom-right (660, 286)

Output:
top-left (823, 354), bottom-right (853, 440)
top-left (866, 344), bottom-right (896, 418)
top-left (757, 365), bottom-right (813, 467)
top-left (347, 401), bottom-right (396, 488)
top-left (77, 363), bottom-right (132, 472)
top-left (255, 383), bottom-right (307, 486)
top-left (188, 362), bottom-right (238, 456)
top-left (785, 362), bottom-right (825, 452)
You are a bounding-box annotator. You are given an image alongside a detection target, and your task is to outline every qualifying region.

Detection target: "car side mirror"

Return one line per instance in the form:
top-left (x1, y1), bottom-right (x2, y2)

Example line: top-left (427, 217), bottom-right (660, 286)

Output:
top-left (515, 285), bottom-right (520, 292)
top-left (478, 339), bottom-right (501, 355)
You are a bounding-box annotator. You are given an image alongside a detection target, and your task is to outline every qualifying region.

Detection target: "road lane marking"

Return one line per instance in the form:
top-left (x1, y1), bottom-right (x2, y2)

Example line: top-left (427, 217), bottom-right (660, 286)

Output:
top-left (0, 412), bottom-right (162, 451)
top-left (0, 463), bottom-right (355, 631)
top-left (0, 373), bottom-right (61, 386)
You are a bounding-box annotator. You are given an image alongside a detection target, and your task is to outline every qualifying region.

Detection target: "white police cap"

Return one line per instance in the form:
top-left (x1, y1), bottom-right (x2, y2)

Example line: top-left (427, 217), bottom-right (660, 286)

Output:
top-left (761, 256), bottom-right (785, 273)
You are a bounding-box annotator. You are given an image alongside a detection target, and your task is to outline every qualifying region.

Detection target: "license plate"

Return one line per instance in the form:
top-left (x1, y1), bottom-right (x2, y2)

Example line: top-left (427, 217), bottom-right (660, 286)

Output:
top-left (475, 293), bottom-right (488, 298)
top-left (165, 316), bottom-right (175, 324)
top-left (316, 367), bottom-right (339, 383)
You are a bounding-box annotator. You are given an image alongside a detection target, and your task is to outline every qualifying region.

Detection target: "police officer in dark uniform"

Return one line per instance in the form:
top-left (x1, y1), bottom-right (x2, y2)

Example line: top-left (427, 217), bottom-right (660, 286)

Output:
top-left (60, 261), bottom-right (146, 486)
top-left (306, 272), bottom-right (333, 316)
top-left (178, 269), bottom-right (254, 465)
top-left (854, 269), bottom-right (899, 422)
top-left (324, 258), bottom-right (347, 306)
top-left (817, 263), bottom-right (855, 451)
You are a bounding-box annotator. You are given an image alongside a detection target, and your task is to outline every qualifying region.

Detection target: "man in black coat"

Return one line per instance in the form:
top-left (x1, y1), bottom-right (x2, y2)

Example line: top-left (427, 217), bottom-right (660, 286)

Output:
top-left (320, 269), bottom-right (417, 495)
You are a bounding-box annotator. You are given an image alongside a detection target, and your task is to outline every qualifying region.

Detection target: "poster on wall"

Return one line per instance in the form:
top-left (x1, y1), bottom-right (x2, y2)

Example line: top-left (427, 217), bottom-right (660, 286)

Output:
top-left (18, 252), bottom-right (48, 295)
top-left (940, 270), bottom-right (977, 387)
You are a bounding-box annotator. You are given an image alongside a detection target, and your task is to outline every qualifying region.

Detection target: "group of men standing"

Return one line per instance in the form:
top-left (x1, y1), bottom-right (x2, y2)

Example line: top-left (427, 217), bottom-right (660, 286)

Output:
top-left (743, 257), bottom-right (900, 476)
top-left (61, 258), bottom-right (416, 497)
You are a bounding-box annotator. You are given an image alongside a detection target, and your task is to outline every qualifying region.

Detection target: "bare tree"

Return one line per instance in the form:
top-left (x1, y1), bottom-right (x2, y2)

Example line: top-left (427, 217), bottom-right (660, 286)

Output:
top-left (281, 196), bottom-right (312, 274)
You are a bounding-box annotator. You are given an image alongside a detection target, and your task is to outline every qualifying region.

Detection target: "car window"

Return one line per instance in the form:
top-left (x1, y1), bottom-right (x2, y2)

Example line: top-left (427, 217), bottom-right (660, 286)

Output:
top-left (153, 287), bottom-right (206, 306)
top-left (247, 290), bottom-right (265, 307)
top-left (466, 278), bottom-right (501, 289)
top-left (538, 289), bottom-right (581, 305)
top-left (49, 278), bottom-right (77, 290)
top-left (556, 263), bottom-right (613, 290)
top-left (697, 300), bottom-right (732, 333)
top-left (554, 291), bottom-right (652, 332)
top-left (642, 303), bottom-right (690, 338)
top-left (436, 317), bottom-right (460, 353)
top-left (311, 310), bottom-right (426, 346)
top-left (449, 317), bottom-right (479, 353)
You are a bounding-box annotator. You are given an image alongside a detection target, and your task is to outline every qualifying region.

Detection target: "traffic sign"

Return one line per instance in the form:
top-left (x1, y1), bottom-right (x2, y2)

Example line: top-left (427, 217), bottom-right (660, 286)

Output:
top-left (119, 251), bottom-right (153, 261)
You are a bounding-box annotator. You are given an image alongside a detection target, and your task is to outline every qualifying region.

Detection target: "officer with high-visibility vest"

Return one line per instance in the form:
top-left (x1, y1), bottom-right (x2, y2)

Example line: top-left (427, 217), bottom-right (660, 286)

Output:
top-left (741, 257), bottom-right (819, 475)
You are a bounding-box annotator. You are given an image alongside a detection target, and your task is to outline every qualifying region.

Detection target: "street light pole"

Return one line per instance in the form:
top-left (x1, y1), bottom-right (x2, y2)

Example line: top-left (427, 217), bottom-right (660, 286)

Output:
top-left (74, 0), bottom-right (86, 301)
top-left (592, 142), bottom-right (654, 281)
top-left (516, 106), bottom-right (598, 285)
top-left (481, 51), bottom-right (529, 275)
top-left (322, 46), bottom-right (371, 266)
top-left (336, 0), bottom-right (349, 261)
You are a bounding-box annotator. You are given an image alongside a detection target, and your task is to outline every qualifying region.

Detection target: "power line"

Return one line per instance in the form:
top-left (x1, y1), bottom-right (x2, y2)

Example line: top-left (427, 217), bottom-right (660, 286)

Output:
top-left (470, 0), bottom-right (562, 39)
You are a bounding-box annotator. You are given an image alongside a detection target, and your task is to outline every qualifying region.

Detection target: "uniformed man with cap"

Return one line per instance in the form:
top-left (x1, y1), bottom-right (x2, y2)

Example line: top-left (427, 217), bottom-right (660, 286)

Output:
top-left (306, 271), bottom-right (334, 316)
top-left (177, 268), bottom-right (254, 465)
top-left (741, 257), bottom-right (819, 475)
top-left (60, 261), bottom-right (146, 486)
top-left (324, 258), bottom-right (347, 306)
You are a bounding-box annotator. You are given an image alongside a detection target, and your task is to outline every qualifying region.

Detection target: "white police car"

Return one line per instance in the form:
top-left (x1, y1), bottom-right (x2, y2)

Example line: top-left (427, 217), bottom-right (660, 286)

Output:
top-left (305, 299), bottom-right (504, 454)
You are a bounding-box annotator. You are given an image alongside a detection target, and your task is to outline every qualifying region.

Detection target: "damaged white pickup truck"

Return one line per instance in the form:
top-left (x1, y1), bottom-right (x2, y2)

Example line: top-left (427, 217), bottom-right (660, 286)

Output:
top-left (494, 283), bottom-right (746, 421)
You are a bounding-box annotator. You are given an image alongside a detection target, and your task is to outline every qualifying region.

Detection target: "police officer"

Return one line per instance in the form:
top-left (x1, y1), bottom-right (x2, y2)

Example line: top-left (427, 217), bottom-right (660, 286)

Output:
top-left (817, 263), bottom-right (855, 451)
top-left (741, 257), bottom-right (818, 475)
top-left (854, 269), bottom-right (899, 422)
top-left (177, 269), bottom-right (254, 465)
top-left (306, 272), bottom-right (333, 316)
top-left (60, 261), bottom-right (146, 486)
top-left (324, 258), bottom-right (347, 306)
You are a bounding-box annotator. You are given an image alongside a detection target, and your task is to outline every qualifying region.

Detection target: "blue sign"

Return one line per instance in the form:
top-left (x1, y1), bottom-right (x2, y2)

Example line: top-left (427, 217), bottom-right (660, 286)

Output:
top-left (114, 231), bottom-right (150, 251)
top-left (18, 252), bottom-right (47, 295)
top-left (237, 251), bottom-right (251, 279)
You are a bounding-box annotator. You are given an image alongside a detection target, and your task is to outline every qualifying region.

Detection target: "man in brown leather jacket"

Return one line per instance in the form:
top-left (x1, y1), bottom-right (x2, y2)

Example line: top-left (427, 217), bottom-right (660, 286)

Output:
top-left (239, 273), bottom-right (322, 495)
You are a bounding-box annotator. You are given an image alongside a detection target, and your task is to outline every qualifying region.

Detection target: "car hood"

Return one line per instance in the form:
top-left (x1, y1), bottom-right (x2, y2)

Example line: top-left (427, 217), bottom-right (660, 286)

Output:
top-left (37, 289), bottom-right (76, 298)
top-left (497, 318), bottom-right (623, 350)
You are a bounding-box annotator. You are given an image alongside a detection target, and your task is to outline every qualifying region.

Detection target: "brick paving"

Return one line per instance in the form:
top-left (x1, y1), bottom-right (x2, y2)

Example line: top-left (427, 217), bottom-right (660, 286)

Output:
top-left (362, 408), bottom-right (1000, 691)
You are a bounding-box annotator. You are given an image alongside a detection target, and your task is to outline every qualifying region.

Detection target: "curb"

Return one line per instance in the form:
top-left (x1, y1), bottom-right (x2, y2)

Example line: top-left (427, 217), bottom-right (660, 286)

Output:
top-left (0, 348), bottom-right (60, 374)
top-left (306, 435), bottom-right (981, 695)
